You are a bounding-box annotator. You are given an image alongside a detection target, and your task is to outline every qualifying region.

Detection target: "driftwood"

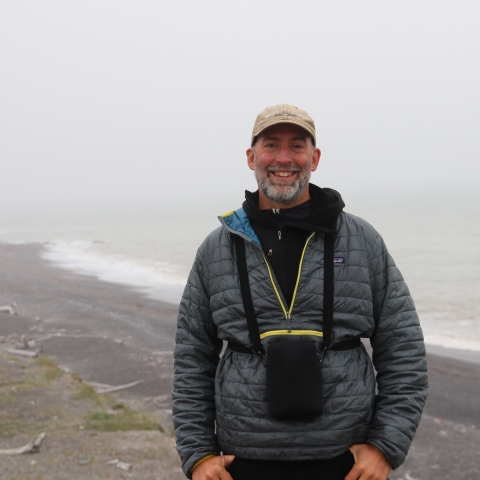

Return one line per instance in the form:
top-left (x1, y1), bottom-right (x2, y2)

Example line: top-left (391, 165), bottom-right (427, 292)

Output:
top-left (0, 303), bottom-right (17, 315)
top-left (5, 348), bottom-right (39, 358)
top-left (107, 459), bottom-right (133, 471)
top-left (35, 332), bottom-right (108, 342)
top-left (84, 381), bottom-right (111, 389)
top-left (96, 380), bottom-right (144, 394)
top-left (0, 432), bottom-right (46, 455)
top-left (83, 379), bottom-right (145, 394)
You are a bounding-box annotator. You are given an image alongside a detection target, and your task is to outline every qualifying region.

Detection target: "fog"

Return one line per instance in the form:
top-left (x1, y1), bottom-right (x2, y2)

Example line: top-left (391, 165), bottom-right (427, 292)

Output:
top-left (1, 1), bottom-right (479, 220)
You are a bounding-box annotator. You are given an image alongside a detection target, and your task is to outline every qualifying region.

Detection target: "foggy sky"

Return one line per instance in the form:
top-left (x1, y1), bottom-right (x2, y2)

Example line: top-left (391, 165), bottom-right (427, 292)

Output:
top-left (1, 1), bottom-right (479, 219)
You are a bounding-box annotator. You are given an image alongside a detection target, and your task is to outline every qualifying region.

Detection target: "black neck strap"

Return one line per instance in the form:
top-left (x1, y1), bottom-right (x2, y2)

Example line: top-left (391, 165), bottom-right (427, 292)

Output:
top-left (322, 233), bottom-right (334, 348)
top-left (232, 234), bottom-right (264, 354)
top-left (232, 233), bottom-right (335, 351)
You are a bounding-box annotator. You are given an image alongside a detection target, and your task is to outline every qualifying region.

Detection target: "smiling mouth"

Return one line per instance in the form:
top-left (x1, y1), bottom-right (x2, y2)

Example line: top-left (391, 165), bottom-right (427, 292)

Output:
top-left (270, 171), bottom-right (297, 178)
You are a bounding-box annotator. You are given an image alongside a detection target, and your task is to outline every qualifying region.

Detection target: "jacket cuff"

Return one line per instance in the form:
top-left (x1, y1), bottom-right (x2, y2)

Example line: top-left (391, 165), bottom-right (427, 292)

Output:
top-left (365, 436), bottom-right (401, 470)
top-left (183, 451), bottom-right (220, 479)
top-left (192, 454), bottom-right (216, 473)
top-left (367, 443), bottom-right (393, 465)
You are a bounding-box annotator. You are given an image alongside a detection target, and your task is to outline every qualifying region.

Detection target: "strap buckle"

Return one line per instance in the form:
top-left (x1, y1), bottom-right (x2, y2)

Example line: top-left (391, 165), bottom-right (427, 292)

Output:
top-left (319, 346), bottom-right (330, 363)
top-left (254, 349), bottom-right (267, 366)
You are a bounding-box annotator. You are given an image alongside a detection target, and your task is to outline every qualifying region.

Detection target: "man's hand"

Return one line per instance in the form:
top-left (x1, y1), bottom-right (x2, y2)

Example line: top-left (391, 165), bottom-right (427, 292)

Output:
top-left (192, 455), bottom-right (235, 480)
top-left (345, 444), bottom-right (392, 480)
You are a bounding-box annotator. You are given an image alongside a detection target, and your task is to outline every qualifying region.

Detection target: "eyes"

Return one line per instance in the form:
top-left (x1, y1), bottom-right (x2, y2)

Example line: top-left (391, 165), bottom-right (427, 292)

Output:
top-left (263, 142), bottom-right (307, 150)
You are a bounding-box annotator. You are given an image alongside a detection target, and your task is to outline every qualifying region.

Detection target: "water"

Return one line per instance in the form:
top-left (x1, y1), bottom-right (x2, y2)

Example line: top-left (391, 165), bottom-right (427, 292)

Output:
top-left (1, 190), bottom-right (479, 351)
top-left (350, 191), bottom-right (480, 352)
top-left (0, 210), bottom-right (220, 305)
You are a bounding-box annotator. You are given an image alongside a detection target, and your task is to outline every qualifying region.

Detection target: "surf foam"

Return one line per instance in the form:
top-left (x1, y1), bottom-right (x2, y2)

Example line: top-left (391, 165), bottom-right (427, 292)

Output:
top-left (42, 240), bottom-right (186, 305)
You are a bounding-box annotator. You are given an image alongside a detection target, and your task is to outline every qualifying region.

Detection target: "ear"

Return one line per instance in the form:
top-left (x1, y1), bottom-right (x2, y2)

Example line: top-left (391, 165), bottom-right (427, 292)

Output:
top-left (311, 148), bottom-right (321, 171)
top-left (246, 147), bottom-right (255, 171)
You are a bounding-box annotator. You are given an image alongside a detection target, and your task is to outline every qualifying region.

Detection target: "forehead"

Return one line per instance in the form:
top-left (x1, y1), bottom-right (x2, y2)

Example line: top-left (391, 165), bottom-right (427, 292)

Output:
top-left (257, 123), bottom-right (311, 142)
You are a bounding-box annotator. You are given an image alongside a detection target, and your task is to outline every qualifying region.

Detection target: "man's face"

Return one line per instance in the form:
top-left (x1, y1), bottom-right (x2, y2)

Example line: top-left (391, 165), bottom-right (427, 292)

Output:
top-left (246, 124), bottom-right (320, 207)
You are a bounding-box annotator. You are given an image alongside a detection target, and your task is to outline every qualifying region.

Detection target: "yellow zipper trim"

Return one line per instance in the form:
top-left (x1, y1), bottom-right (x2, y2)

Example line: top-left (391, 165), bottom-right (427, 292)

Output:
top-left (222, 210), bottom-right (235, 217)
top-left (262, 254), bottom-right (288, 319)
top-left (262, 232), bottom-right (316, 320)
top-left (288, 232), bottom-right (316, 316)
top-left (260, 329), bottom-right (324, 339)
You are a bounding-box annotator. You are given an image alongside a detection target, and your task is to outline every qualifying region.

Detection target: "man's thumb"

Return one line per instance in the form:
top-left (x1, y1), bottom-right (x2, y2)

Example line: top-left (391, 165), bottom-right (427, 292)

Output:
top-left (222, 455), bottom-right (235, 468)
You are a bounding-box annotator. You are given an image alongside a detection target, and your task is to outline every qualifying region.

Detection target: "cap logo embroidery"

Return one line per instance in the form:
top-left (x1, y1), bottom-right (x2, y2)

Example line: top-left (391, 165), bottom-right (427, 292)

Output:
top-left (266, 112), bottom-right (304, 118)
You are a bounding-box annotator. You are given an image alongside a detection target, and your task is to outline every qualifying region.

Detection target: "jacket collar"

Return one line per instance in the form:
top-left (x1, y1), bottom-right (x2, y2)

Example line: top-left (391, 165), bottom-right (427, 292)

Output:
top-left (243, 184), bottom-right (344, 234)
top-left (218, 208), bottom-right (261, 246)
top-left (219, 184), bottom-right (344, 243)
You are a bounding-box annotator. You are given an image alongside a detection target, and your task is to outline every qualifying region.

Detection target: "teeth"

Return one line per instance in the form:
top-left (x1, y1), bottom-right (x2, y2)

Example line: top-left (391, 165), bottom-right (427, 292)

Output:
top-left (274, 172), bottom-right (295, 177)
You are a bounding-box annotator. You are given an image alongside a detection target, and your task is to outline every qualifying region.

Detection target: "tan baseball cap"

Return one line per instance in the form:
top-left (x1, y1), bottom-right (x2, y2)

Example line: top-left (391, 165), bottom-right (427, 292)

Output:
top-left (251, 104), bottom-right (316, 146)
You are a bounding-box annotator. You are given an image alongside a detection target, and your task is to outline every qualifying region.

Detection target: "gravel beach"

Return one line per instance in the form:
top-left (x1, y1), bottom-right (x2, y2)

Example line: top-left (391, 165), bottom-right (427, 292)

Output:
top-left (1, 243), bottom-right (479, 479)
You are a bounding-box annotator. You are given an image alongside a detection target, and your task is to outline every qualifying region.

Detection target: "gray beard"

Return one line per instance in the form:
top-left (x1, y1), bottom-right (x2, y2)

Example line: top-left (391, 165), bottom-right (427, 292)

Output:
top-left (254, 161), bottom-right (312, 205)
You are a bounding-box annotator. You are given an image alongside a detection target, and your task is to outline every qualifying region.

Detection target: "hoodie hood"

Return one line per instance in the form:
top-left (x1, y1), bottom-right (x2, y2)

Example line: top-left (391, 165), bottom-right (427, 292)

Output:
top-left (243, 184), bottom-right (345, 234)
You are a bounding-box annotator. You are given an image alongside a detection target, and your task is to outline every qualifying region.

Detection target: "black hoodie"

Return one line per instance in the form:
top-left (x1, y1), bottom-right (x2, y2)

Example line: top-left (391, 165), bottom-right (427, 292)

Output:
top-left (243, 184), bottom-right (345, 307)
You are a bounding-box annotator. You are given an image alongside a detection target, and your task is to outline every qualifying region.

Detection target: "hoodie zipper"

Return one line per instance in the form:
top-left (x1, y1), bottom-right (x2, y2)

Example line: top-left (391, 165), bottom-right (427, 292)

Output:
top-left (262, 232), bottom-right (316, 330)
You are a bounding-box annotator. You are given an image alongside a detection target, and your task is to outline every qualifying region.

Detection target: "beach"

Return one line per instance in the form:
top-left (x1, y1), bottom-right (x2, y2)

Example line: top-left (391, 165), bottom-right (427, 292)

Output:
top-left (1, 243), bottom-right (479, 479)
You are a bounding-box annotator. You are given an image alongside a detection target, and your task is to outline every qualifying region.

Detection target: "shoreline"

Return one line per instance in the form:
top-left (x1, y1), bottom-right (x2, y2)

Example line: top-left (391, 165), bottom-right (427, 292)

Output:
top-left (1, 242), bottom-right (480, 479)
top-left (425, 343), bottom-right (480, 365)
top-left (0, 242), bottom-right (178, 401)
top-left (8, 240), bottom-right (480, 366)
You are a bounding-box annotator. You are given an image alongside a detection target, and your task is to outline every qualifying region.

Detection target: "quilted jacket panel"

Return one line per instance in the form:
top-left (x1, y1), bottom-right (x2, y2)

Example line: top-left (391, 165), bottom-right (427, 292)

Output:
top-left (172, 211), bottom-right (428, 478)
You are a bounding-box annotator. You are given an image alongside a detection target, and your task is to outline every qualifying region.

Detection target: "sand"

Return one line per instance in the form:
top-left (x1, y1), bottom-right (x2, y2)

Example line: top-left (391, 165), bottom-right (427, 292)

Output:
top-left (0, 243), bottom-right (479, 479)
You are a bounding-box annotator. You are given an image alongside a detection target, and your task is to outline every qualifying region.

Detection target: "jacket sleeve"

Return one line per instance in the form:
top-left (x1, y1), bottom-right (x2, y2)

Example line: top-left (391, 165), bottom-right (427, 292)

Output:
top-left (365, 232), bottom-right (428, 469)
top-left (172, 245), bottom-right (223, 478)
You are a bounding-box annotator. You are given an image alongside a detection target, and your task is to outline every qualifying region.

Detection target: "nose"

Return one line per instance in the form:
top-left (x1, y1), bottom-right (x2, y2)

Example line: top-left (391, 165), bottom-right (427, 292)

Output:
top-left (277, 145), bottom-right (292, 163)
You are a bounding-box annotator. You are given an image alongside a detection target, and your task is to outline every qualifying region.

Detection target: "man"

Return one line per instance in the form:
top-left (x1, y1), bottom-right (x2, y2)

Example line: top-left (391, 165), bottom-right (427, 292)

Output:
top-left (173, 104), bottom-right (428, 480)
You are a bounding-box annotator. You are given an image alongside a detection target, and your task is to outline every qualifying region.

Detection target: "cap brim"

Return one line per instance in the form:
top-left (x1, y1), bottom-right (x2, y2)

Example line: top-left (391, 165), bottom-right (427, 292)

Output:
top-left (251, 119), bottom-right (316, 145)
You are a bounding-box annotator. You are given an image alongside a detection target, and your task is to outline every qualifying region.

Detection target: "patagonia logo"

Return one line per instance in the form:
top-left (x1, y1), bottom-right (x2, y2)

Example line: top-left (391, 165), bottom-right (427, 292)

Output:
top-left (333, 257), bottom-right (345, 264)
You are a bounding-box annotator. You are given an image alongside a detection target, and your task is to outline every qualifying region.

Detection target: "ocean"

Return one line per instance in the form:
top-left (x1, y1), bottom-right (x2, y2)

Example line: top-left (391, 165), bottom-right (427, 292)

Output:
top-left (1, 189), bottom-right (479, 351)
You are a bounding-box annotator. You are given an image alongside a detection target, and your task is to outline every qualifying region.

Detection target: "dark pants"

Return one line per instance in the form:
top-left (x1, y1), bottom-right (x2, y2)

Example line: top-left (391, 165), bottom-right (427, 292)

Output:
top-left (227, 450), bottom-right (355, 480)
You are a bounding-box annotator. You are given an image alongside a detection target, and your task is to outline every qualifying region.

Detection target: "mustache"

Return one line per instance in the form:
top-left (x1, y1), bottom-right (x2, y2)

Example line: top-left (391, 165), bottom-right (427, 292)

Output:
top-left (266, 164), bottom-right (300, 173)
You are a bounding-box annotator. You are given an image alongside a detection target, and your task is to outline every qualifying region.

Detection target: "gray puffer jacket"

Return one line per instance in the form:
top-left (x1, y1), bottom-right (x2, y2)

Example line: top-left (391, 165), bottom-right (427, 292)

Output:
top-left (172, 207), bottom-right (428, 478)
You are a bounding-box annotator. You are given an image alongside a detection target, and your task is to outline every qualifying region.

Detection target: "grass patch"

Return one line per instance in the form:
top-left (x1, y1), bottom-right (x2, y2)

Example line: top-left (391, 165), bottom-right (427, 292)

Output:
top-left (70, 371), bottom-right (82, 382)
top-left (70, 379), bottom-right (118, 409)
top-left (2, 383), bottom-right (35, 394)
top-left (0, 419), bottom-right (37, 438)
top-left (39, 405), bottom-right (64, 419)
top-left (0, 380), bottom-right (28, 389)
top-left (34, 357), bottom-right (57, 369)
top-left (85, 409), bottom-right (158, 432)
top-left (34, 357), bottom-right (64, 383)
top-left (71, 383), bottom-right (102, 403)
top-left (0, 394), bottom-right (14, 405)
top-left (44, 367), bottom-right (63, 382)
top-left (7, 476), bottom-right (44, 480)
